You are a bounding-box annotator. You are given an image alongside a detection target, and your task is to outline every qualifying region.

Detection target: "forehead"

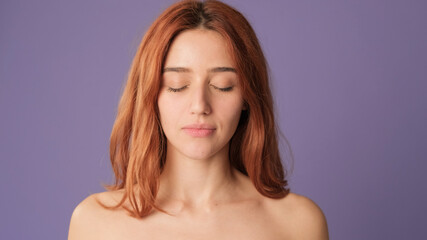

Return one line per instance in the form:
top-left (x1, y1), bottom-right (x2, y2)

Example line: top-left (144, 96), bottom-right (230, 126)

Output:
top-left (164, 29), bottom-right (235, 69)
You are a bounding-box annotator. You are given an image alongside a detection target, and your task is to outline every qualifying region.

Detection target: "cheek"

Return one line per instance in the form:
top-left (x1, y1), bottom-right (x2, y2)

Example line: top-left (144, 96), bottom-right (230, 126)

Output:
top-left (215, 96), bottom-right (244, 127)
top-left (158, 94), bottom-right (171, 124)
top-left (158, 93), bottom-right (184, 128)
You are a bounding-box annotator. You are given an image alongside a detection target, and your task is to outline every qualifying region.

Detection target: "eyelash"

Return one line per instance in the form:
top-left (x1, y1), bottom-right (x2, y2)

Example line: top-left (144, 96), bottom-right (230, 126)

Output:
top-left (167, 85), bottom-right (234, 92)
top-left (212, 85), bottom-right (233, 92)
top-left (167, 86), bottom-right (187, 92)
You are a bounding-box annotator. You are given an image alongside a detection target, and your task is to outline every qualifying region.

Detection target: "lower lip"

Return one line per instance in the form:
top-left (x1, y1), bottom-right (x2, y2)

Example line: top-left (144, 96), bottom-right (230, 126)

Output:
top-left (183, 128), bottom-right (215, 137)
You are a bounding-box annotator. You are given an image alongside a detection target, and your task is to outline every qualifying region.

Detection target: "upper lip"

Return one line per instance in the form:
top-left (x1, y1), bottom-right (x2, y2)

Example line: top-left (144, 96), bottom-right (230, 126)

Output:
top-left (182, 123), bottom-right (216, 129)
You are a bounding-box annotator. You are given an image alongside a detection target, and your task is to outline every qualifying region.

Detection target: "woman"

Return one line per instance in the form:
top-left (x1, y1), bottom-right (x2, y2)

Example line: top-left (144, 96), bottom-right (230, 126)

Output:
top-left (68, 0), bottom-right (328, 239)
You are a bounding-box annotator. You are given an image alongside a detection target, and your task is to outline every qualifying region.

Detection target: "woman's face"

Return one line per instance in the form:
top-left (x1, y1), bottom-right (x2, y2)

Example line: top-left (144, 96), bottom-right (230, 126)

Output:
top-left (158, 29), bottom-right (245, 161)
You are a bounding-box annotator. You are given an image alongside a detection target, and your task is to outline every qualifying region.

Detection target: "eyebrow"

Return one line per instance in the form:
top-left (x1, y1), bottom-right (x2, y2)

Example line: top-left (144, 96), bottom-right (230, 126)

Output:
top-left (162, 67), bottom-right (237, 73)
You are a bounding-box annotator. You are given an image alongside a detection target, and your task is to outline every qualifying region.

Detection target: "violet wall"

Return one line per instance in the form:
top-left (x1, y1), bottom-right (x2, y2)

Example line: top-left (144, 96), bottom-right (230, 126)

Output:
top-left (1, 0), bottom-right (426, 239)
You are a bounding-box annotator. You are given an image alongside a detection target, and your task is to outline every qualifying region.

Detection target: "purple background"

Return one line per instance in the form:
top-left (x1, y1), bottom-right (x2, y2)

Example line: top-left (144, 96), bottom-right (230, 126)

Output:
top-left (1, 0), bottom-right (426, 239)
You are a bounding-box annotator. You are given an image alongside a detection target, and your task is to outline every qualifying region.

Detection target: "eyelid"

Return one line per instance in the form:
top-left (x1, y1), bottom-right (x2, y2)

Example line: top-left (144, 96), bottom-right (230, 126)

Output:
top-left (211, 85), bottom-right (234, 92)
top-left (166, 84), bottom-right (234, 93)
top-left (167, 85), bottom-right (188, 92)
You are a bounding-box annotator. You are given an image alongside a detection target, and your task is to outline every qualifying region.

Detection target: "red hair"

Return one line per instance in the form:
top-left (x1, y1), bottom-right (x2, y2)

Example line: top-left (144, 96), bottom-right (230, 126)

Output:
top-left (100, 0), bottom-right (291, 218)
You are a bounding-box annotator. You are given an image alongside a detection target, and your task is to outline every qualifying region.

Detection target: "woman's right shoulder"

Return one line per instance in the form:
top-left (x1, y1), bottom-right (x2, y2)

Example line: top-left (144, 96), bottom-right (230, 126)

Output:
top-left (67, 190), bottom-right (125, 240)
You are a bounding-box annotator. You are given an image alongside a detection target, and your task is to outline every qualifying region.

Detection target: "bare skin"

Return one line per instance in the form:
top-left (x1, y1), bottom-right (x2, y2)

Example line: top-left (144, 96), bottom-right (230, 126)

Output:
top-left (68, 29), bottom-right (328, 239)
top-left (68, 170), bottom-right (328, 240)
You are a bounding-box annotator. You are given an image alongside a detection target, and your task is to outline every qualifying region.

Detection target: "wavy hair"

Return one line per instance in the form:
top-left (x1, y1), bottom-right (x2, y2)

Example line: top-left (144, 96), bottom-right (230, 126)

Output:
top-left (100, 0), bottom-right (291, 218)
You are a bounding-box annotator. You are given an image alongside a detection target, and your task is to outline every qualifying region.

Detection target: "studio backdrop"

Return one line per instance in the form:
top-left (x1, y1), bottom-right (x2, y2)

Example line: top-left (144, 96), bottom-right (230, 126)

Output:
top-left (1, 0), bottom-right (426, 239)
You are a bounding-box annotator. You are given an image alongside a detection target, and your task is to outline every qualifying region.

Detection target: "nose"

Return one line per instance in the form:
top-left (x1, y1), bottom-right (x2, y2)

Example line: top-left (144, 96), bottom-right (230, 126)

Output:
top-left (189, 85), bottom-right (211, 115)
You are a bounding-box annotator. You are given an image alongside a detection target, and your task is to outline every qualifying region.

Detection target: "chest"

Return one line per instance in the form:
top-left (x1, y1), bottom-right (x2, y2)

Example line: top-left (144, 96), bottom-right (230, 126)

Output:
top-left (102, 207), bottom-right (287, 240)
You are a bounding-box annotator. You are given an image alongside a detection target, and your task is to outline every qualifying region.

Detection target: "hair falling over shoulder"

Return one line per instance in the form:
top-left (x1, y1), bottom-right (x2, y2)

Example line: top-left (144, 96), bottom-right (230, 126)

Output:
top-left (98, 0), bottom-right (292, 218)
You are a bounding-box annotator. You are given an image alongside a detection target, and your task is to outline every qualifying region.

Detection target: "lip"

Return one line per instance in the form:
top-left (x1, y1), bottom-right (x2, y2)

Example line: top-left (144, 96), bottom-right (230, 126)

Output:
top-left (182, 124), bottom-right (216, 137)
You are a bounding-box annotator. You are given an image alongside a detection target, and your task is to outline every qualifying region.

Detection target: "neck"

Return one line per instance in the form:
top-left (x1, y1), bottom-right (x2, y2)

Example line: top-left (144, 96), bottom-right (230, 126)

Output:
top-left (157, 143), bottom-right (237, 209)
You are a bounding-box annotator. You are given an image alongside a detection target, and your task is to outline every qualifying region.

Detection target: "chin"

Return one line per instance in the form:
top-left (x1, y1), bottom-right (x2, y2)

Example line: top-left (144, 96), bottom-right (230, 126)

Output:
top-left (166, 138), bottom-right (229, 161)
top-left (180, 145), bottom-right (217, 161)
top-left (180, 138), bottom-right (232, 160)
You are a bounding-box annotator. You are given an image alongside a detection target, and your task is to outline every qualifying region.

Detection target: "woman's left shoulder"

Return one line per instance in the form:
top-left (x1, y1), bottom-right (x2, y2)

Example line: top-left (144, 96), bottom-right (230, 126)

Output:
top-left (264, 192), bottom-right (329, 239)
top-left (278, 192), bottom-right (327, 220)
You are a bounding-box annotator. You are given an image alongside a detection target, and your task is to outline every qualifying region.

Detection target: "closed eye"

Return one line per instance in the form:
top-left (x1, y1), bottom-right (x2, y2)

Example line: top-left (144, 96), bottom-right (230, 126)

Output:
top-left (167, 86), bottom-right (188, 92)
top-left (212, 85), bottom-right (234, 92)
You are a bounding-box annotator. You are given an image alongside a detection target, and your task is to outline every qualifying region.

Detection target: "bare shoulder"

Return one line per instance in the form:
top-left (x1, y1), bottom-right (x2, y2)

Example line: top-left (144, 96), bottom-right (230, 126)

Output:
top-left (68, 190), bottom-right (125, 240)
top-left (265, 192), bottom-right (329, 240)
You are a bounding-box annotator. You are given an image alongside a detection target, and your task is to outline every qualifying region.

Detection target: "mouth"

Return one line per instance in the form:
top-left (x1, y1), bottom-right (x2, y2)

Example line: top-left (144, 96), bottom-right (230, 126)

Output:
top-left (182, 124), bottom-right (216, 137)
